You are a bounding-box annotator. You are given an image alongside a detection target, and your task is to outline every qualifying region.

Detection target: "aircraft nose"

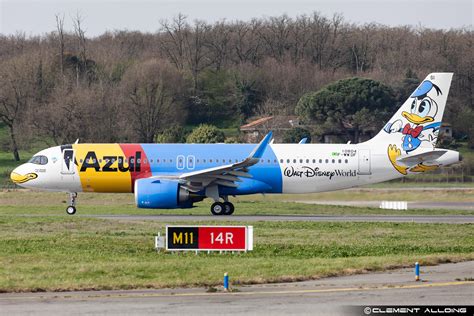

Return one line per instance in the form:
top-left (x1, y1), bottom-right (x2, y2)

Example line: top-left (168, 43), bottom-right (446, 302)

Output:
top-left (10, 165), bottom-right (38, 186)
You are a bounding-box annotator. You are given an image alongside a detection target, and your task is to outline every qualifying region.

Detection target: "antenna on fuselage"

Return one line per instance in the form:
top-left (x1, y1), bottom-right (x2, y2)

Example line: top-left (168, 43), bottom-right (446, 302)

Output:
top-left (74, 139), bottom-right (79, 144)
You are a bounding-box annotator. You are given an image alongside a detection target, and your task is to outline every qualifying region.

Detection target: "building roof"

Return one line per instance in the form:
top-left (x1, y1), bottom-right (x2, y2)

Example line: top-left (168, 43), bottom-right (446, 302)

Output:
top-left (240, 116), bottom-right (274, 130)
top-left (240, 116), bottom-right (300, 131)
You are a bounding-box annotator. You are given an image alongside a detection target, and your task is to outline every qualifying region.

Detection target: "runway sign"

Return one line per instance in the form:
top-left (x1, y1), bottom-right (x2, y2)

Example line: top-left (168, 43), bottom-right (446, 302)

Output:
top-left (166, 225), bottom-right (253, 251)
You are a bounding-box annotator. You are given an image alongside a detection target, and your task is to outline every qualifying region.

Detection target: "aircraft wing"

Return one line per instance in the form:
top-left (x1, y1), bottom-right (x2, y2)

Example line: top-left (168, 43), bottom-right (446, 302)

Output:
top-left (176, 132), bottom-right (273, 192)
top-left (397, 149), bottom-right (447, 167)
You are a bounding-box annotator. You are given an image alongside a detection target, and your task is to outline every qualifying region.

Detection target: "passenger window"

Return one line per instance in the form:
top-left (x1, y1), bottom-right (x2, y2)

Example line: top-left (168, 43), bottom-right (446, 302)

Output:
top-left (332, 159), bottom-right (335, 163)
top-left (293, 159), bottom-right (296, 163)
top-left (319, 159), bottom-right (322, 163)
top-left (306, 159), bottom-right (309, 163)
top-left (325, 159), bottom-right (328, 163)
top-left (345, 159), bottom-right (348, 163)
top-left (338, 159), bottom-right (341, 163)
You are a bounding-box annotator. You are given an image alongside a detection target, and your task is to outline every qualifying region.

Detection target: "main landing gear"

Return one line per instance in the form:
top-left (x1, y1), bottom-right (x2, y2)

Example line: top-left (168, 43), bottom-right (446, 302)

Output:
top-left (210, 201), bottom-right (235, 216)
top-left (66, 192), bottom-right (77, 215)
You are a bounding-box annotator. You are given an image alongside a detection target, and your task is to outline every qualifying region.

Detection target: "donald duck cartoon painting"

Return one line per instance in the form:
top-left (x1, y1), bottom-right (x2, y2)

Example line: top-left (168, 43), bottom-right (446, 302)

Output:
top-left (381, 76), bottom-right (450, 175)
top-left (384, 80), bottom-right (442, 153)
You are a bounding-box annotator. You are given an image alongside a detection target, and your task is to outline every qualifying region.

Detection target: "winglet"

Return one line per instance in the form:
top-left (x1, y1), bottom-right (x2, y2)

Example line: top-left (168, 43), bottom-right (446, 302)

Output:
top-left (298, 137), bottom-right (308, 144)
top-left (248, 131), bottom-right (273, 159)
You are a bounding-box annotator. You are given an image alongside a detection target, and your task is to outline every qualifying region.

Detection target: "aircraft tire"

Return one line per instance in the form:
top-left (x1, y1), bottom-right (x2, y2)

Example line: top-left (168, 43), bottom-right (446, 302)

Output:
top-left (66, 206), bottom-right (76, 215)
top-left (223, 202), bottom-right (234, 215)
top-left (210, 202), bottom-right (225, 215)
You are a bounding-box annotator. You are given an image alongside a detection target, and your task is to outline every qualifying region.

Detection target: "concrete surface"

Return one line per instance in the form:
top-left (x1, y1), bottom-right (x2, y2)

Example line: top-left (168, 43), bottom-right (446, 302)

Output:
top-left (88, 214), bottom-right (474, 223)
top-left (1, 261), bottom-right (472, 315)
top-left (297, 200), bottom-right (474, 210)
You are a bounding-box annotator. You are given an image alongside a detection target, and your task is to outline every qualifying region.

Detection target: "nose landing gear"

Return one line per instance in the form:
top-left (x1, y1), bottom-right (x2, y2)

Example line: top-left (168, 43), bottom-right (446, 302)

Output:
top-left (66, 192), bottom-right (77, 215)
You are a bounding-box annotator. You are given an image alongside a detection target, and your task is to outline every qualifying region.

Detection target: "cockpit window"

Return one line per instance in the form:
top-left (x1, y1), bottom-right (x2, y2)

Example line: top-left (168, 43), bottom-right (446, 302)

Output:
top-left (28, 155), bottom-right (48, 165)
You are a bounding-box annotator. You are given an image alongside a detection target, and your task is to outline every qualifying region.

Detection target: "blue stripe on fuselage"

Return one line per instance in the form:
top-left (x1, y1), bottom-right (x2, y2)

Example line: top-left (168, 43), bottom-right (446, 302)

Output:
top-left (140, 144), bottom-right (283, 194)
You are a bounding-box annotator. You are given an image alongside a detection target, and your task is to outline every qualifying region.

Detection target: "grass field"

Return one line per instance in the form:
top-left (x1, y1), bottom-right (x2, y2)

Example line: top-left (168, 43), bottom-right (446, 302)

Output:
top-left (0, 188), bottom-right (473, 292)
top-left (0, 215), bottom-right (472, 292)
top-left (0, 189), bottom-right (474, 215)
top-left (1, 189), bottom-right (474, 216)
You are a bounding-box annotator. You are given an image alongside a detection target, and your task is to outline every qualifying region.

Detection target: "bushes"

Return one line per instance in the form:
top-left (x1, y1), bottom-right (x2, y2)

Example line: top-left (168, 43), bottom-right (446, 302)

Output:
top-left (186, 124), bottom-right (225, 143)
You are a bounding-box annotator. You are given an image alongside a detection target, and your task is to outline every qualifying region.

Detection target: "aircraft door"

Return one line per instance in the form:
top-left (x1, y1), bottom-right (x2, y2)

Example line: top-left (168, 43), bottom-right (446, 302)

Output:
top-left (61, 149), bottom-right (75, 175)
top-left (358, 149), bottom-right (371, 175)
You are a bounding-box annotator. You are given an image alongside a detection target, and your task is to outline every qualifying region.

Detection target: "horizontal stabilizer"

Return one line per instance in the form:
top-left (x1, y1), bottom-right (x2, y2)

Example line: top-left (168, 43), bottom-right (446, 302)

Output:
top-left (397, 149), bottom-right (447, 166)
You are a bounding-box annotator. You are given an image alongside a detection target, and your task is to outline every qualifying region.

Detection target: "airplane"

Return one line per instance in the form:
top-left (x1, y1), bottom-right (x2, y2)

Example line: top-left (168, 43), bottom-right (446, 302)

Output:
top-left (10, 73), bottom-right (461, 216)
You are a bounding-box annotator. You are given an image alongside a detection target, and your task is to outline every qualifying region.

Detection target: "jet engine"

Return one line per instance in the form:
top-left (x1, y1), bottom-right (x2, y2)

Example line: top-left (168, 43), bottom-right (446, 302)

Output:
top-left (134, 178), bottom-right (191, 209)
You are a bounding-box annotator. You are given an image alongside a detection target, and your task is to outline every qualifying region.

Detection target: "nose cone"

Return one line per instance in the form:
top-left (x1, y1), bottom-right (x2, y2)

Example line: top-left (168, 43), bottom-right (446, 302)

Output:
top-left (10, 166), bottom-right (38, 186)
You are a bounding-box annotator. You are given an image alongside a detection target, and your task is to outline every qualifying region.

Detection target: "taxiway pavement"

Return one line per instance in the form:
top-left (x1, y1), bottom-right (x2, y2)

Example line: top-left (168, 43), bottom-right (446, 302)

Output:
top-left (90, 214), bottom-right (474, 223)
top-left (1, 261), bottom-right (472, 315)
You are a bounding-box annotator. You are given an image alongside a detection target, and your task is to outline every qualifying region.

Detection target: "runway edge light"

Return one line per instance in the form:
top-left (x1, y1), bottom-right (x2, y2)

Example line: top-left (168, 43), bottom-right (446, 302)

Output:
top-left (415, 262), bottom-right (420, 281)
top-left (224, 272), bottom-right (229, 292)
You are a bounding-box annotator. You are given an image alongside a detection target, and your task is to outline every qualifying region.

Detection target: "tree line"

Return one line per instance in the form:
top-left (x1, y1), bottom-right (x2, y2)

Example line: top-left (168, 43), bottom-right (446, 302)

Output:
top-left (0, 12), bottom-right (472, 160)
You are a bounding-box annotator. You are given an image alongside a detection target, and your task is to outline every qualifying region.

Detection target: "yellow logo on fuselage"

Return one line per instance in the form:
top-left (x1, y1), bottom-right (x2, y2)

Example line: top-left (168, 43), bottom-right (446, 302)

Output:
top-left (73, 144), bottom-right (134, 192)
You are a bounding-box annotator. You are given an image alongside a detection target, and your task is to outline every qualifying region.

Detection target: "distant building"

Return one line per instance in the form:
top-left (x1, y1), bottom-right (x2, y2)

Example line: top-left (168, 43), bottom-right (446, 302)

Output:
top-left (240, 116), bottom-right (302, 143)
top-left (321, 121), bottom-right (376, 144)
top-left (240, 116), bottom-right (377, 143)
top-left (439, 123), bottom-right (453, 141)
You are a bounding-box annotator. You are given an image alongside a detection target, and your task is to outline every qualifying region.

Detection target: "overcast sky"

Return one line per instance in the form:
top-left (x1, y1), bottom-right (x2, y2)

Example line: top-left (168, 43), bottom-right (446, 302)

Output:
top-left (1, 0), bottom-right (472, 37)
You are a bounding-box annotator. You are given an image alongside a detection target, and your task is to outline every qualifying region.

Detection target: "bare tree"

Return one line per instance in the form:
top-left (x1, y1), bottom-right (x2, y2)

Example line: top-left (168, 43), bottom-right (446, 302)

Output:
top-left (184, 20), bottom-right (211, 92)
top-left (0, 55), bottom-right (35, 161)
top-left (159, 14), bottom-right (189, 71)
top-left (72, 12), bottom-right (87, 86)
top-left (258, 15), bottom-right (292, 62)
top-left (204, 20), bottom-right (231, 70)
top-left (55, 14), bottom-right (65, 76)
top-left (230, 19), bottom-right (262, 65)
top-left (122, 59), bottom-right (185, 142)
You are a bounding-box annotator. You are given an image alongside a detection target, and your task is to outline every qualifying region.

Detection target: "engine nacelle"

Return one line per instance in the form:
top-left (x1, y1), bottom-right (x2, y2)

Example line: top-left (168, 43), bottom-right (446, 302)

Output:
top-left (134, 178), bottom-right (191, 209)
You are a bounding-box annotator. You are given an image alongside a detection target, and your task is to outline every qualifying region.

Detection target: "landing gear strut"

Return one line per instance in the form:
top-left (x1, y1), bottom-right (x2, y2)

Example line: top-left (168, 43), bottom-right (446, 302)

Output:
top-left (66, 192), bottom-right (77, 215)
top-left (206, 186), bottom-right (235, 216)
